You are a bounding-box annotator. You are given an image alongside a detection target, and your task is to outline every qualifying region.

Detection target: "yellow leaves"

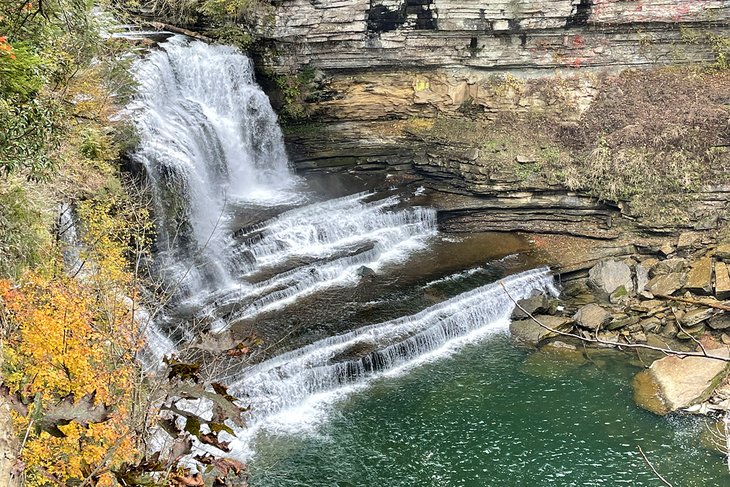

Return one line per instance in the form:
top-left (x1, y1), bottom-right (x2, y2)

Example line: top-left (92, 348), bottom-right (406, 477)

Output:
top-left (2, 271), bottom-right (140, 485)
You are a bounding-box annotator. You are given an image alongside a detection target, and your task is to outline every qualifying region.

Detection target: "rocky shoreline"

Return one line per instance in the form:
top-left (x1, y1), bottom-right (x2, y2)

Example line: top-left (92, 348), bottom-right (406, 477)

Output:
top-left (511, 235), bottom-right (730, 419)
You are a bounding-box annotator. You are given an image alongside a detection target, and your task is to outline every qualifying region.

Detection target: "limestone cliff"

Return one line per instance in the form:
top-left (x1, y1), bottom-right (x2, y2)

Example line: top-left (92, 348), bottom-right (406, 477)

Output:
top-left (252, 1), bottom-right (730, 242)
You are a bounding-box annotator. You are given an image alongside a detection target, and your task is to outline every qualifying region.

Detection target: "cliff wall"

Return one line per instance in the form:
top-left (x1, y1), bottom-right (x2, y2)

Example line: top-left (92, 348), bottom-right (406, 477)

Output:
top-left (253, 1), bottom-right (730, 241)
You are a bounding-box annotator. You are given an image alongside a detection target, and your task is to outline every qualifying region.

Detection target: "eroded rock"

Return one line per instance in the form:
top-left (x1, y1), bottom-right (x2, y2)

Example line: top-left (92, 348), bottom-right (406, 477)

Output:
top-left (632, 346), bottom-right (730, 415)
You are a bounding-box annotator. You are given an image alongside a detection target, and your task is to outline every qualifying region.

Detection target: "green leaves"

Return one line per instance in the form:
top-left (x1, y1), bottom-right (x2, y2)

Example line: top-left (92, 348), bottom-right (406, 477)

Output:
top-left (0, 96), bottom-right (62, 180)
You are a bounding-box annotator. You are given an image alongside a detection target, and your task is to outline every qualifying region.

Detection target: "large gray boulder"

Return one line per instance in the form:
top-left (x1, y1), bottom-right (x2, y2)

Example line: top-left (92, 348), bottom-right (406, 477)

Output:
top-left (632, 346), bottom-right (730, 415)
top-left (588, 260), bottom-right (634, 295)
top-left (573, 303), bottom-right (611, 331)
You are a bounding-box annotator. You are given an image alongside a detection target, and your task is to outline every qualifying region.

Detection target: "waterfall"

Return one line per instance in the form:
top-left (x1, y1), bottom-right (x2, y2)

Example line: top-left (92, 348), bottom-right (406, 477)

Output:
top-left (131, 37), bottom-right (295, 295)
top-left (129, 38), bottom-right (438, 358)
top-left (215, 267), bottom-right (556, 458)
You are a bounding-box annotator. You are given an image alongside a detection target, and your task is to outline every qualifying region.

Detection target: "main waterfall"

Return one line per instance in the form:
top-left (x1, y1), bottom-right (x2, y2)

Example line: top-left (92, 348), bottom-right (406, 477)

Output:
top-left (130, 37), bottom-right (557, 461)
top-left (130, 38), bottom-right (438, 359)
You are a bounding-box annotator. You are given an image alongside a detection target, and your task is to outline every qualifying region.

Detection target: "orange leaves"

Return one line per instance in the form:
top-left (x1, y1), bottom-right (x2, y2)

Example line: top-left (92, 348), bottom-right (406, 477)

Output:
top-left (0, 36), bottom-right (16, 60)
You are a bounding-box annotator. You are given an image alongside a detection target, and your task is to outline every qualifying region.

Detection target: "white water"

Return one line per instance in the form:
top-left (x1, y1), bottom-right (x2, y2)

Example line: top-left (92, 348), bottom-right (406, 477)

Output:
top-left (130, 39), bottom-right (437, 355)
top-left (217, 267), bottom-right (556, 458)
top-left (130, 39), bottom-right (558, 462)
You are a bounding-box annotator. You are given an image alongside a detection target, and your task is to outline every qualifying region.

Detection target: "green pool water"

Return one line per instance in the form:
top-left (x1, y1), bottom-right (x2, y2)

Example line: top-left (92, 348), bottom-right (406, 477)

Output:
top-left (246, 335), bottom-right (729, 486)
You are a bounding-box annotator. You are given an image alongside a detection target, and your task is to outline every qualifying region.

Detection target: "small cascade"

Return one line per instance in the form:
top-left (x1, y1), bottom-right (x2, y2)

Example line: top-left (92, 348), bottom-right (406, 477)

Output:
top-left (57, 203), bottom-right (84, 276)
top-left (224, 267), bottom-right (556, 430)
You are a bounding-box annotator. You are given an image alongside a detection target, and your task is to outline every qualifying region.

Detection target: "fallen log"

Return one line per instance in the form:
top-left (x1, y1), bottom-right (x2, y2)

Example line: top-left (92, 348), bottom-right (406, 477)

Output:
top-left (146, 21), bottom-right (214, 43)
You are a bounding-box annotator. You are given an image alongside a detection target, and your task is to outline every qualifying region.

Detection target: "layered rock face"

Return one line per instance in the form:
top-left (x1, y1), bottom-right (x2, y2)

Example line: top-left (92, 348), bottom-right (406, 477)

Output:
top-left (256, 1), bottom-right (730, 238)
top-left (265, 0), bottom-right (728, 75)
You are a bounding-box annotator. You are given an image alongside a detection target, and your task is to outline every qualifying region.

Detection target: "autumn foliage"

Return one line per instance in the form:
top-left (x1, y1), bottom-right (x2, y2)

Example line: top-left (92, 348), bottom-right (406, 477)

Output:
top-left (1, 273), bottom-right (139, 485)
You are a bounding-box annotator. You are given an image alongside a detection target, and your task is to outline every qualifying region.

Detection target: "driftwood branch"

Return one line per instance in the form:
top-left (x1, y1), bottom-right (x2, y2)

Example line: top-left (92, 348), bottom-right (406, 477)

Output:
top-left (655, 294), bottom-right (730, 312)
top-left (499, 282), bottom-right (730, 362)
top-left (637, 445), bottom-right (674, 487)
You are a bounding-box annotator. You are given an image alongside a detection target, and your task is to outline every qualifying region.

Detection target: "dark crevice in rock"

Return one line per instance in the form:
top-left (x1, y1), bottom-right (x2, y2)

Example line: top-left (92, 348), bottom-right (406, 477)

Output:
top-left (367, 3), bottom-right (408, 33)
top-left (567, 0), bottom-right (593, 28)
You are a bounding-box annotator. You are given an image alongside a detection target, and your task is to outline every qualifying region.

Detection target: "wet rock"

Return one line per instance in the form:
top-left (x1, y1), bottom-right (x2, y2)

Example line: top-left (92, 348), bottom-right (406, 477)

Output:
top-left (588, 259), bottom-right (634, 295)
top-left (715, 261), bottom-right (730, 300)
top-left (684, 256), bottom-right (713, 295)
top-left (646, 272), bottom-right (686, 296)
top-left (330, 340), bottom-right (377, 363)
top-left (357, 266), bottom-right (376, 278)
top-left (509, 315), bottom-right (572, 347)
top-left (708, 313), bottom-right (730, 330)
top-left (574, 303), bottom-right (611, 331)
top-left (632, 345), bottom-right (730, 415)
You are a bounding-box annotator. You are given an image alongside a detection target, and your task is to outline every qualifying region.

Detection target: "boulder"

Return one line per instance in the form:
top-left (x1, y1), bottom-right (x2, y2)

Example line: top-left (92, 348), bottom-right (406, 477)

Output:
top-left (511, 294), bottom-right (551, 320)
top-left (509, 315), bottom-right (572, 347)
top-left (684, 256), bottom-right (713, 295)
top-left (574, 303), bottom-right (611, 331)
top-left (632, 346), bottom-right (730, 415)
top-left (715, 261), bottom-right (730, 300)
top-left (646, 272), bottom-right (686, 296)
top-left (588, 260), bottom-right (633, 295)
top-left (357, 266), bottom-right (376, 278)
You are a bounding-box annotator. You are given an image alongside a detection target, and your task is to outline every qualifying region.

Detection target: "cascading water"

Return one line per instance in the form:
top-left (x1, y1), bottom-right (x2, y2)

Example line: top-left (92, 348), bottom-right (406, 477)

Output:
top-left (221, 267), bottom-right (556, 458)
top-left (130, 37), bottom-right (558, 463)
top-left (131, 37), bottom-right (295, 296)
top-left (129, 38), bottom-right (438, 358)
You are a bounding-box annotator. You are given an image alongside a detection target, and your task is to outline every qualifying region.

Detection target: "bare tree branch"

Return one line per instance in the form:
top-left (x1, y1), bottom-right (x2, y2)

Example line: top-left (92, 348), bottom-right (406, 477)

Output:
top-left (637, 445), bottom-right (674, 487)
top-left (655, 294), bottom-right (730, 312)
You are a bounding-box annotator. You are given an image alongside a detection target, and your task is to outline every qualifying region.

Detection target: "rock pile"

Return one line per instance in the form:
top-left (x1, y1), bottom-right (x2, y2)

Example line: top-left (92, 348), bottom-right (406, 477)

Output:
top-left (509, 240), bottom-right (730, 417)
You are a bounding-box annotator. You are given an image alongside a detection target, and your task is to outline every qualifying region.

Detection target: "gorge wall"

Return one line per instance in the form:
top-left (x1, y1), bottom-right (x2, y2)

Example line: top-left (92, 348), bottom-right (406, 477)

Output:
top-left (252, 0), bottom-right (730, 253)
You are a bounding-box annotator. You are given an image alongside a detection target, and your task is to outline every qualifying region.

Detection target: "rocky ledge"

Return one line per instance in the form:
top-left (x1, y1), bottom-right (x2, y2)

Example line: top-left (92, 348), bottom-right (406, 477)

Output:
top-left (510, 238), bottom-right (730, 418)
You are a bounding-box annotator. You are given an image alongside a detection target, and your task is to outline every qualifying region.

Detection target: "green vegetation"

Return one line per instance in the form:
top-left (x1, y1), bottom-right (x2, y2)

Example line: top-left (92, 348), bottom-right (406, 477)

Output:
top-left (409, 65), bottom-right (730, 225)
